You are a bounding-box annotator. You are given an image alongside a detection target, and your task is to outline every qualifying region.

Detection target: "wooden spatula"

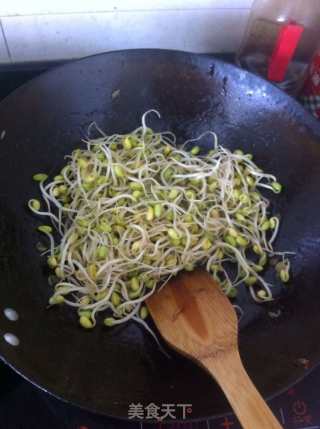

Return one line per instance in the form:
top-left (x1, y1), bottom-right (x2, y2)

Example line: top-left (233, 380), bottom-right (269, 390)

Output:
top-left (147, 269), bottom-right (283, 429)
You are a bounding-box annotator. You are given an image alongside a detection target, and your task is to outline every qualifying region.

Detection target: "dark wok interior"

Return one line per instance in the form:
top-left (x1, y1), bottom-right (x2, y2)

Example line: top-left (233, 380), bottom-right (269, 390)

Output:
top-left (0, 50), bottom-right (320, 420)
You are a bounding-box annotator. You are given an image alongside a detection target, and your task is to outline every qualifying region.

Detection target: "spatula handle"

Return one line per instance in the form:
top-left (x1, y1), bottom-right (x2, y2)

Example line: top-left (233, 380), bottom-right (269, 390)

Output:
top-left (202, 350), bottom-right (283, 429)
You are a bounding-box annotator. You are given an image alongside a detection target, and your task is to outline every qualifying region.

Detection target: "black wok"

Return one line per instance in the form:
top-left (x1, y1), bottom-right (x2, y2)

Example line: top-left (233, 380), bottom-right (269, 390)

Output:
top-left (0, 49), bottom-right (320, 421)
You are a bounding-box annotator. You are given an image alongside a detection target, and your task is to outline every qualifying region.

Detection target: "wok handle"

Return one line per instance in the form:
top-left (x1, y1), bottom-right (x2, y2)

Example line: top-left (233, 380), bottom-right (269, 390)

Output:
top-left (202, 350), bottom-right (283, 429)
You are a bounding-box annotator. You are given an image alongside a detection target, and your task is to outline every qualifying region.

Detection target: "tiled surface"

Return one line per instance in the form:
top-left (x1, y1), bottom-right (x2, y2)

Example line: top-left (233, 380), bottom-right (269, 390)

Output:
top-left (0, 0), bottom-right (253, 63)
top-left (0, 22), bottom-right (10, 63)
top-left (0, 0), bottom-right (254, 16)
top-left (2, 9), bottom-right (250, 62)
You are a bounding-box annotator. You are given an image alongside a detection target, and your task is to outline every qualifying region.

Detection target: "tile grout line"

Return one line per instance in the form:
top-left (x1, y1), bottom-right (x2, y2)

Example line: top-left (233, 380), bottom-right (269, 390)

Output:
top-left (0, 7), bottom-right (251, 18)
top-left (0, 19), bottom-right (11, 61)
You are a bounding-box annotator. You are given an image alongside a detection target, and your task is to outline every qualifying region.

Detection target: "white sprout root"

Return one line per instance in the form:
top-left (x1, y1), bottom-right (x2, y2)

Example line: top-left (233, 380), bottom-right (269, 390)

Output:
top-left (29, 110), bottom-right (291, 332)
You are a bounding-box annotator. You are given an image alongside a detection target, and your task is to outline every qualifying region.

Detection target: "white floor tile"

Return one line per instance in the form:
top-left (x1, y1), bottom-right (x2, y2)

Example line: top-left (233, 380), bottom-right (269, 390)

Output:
top-left (2, 10), bottom-right (249, 62)
top-left (0, 0), bottom-right (254, 16)
top-left (0, 21), bottom-right (9, 62)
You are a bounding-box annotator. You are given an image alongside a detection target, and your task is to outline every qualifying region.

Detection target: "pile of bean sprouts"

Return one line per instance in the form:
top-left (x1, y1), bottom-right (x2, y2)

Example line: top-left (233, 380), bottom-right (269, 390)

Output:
top-left (28, 110), bottom-right (290, 332)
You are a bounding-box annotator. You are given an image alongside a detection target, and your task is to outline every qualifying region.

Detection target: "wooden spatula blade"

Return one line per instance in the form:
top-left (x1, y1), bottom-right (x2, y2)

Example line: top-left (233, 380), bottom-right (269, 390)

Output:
top-left (147, 269), bottom-right (283, 429)
top-left (147, 269), bottom-right (237, 361)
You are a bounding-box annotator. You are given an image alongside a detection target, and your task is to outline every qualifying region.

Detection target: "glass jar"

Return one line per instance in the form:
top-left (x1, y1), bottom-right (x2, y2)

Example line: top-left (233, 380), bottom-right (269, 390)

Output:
top-left (237, 0), bottom-right (320, 95)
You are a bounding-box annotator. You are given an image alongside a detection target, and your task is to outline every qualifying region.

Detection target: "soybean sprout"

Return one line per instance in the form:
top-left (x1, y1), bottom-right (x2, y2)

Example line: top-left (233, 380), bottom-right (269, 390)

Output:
top-left (29, 110), bottom-right (291, 332)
